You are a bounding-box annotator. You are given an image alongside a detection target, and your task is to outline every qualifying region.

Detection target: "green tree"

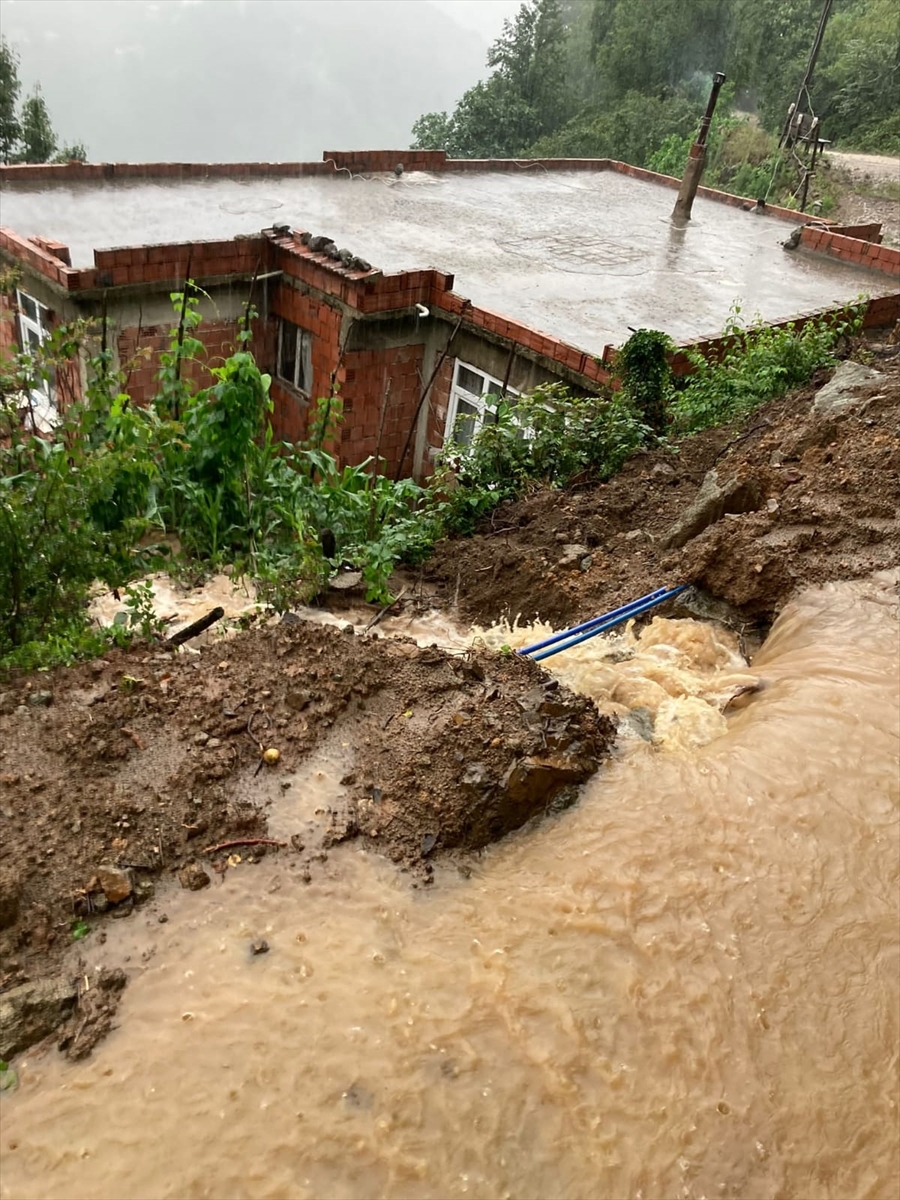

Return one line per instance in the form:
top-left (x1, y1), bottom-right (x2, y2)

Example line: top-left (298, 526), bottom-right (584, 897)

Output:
top-left (53, 141), bottom-right (89, 163)
top-left (0, 37), bottom-right (21, 163)
top-left (18, 83), bottom-right (57, 163)
top-left (412, 0), bottom-right (569, 158)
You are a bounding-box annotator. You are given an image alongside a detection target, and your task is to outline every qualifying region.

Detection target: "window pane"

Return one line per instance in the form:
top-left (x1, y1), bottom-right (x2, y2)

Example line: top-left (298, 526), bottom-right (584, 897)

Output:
top-left (456, 365), bottom-right (485, 396)
top-left (298, 330), bottom-right (312, 394)
top-left (18, 292), bottom-right (38, 323)
top-left (279, 320), bottom-right (298, 385)
top-left (27, 328), bottom-right (41, 352)
top-left (454, 398), bottom-right (479, 445)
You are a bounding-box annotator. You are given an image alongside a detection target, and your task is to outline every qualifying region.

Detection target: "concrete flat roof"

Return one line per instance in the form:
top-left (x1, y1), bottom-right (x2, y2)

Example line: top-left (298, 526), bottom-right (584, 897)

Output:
top-left (2, 170), bottom-right (890, 351)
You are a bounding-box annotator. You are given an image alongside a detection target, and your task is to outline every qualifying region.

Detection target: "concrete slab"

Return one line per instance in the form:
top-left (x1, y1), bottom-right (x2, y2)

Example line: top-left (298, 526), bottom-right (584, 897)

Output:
top-left (1, 170), bottom-right (891, 352)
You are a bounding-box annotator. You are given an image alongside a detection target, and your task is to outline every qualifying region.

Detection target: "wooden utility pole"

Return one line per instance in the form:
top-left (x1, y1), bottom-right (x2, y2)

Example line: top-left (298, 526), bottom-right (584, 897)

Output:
top-left (672, 72), bottom-right (727, 223)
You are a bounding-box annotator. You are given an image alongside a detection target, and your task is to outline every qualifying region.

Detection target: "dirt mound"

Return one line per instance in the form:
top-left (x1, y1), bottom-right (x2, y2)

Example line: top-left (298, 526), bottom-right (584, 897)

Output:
top-left (0, 620), bottom-right (614, 1039)
top-left (425, 347), bottom-right (900, 633)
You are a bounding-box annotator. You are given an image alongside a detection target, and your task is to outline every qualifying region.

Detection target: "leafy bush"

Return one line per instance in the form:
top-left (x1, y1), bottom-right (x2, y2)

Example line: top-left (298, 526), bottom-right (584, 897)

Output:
top-left (669, 304), bottom-right (865, 435)
top-left (0, 292), bottom-right (441, 669)
top-left (437, 383), bottom-right (651, 533)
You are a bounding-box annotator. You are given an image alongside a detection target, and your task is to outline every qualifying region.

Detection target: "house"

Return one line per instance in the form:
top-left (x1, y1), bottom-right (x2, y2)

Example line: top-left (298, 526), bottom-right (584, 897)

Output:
top-left (2, 149), bottom-right (898, 478)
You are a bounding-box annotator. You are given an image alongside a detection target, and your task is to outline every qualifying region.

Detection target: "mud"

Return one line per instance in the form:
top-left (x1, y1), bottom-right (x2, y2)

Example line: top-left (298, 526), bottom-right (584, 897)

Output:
top-left (426, 346), bottom-right (900, 632)
top-left (0, 621), bottom-right (612, 1035)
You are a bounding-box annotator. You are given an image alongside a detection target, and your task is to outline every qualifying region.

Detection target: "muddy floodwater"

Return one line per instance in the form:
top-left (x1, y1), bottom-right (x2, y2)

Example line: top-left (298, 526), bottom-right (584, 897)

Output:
top-left (2, 577), bottom-right (898, 1200)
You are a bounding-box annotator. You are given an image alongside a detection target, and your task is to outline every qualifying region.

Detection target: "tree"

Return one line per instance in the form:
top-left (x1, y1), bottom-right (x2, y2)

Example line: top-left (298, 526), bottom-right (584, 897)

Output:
top-left (0, 37), bottom-right (21, 163)
top-left (487, 0), bottom-right (570, 137)
top-left (53, 141), bottom-right (89, 163)
top-left (18, 84), bottom-right (57, 163)
top-left (411, 0), bottom-right (569, 158)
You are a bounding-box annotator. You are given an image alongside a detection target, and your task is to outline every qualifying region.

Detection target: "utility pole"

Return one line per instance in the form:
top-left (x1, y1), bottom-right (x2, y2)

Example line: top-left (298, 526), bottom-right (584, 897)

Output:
top-left (672, 71), bottom-right (727, 223)
top-left (778, 0), bottom-right (834, 150)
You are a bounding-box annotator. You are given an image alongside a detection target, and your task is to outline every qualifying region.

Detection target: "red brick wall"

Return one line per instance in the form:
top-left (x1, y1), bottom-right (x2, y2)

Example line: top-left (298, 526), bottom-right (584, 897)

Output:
top-left (800, 225), bottom-right (900, 276)
top-left (269, 283), bottom-right (345, 445)
top-left (117, 315), bottom-right (274, 407)
top-left (0, 289), bottom-right (17, 361)
top-left (340, 343), bottom-right (424, 477)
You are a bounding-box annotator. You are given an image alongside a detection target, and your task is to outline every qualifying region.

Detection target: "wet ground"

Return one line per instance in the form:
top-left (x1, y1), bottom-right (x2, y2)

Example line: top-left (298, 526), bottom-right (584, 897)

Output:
top-left (2, 168), bottom-right (893, 351)
top-left (1, 574), bottom-right (897, 1200)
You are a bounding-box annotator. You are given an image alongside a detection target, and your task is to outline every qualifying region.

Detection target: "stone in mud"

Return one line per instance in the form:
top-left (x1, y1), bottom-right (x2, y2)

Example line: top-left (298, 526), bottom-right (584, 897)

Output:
top-left (27, 691), bottom-right (53, 708)
top-left (95, 864), bottom-right (133, 905)
top-left (659, 469), bottom-right (762, 550)
top-left (250, 938), bottom-right (269, 955)
top-left (58, 968), bottom-right (128, 1062)
top-left (558, 543), bottom-right (590, 569)
top-left (812, 360), bottom-right (884, 418)
top-left (178, 861), bottom-right (211, 891)
top-left (0, 976), bottom-right (77, 1061)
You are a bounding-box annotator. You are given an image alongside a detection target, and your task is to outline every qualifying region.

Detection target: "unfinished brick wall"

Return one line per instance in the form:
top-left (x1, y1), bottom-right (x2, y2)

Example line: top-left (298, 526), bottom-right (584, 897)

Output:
top-left (340, 344), bottom-right (425, 476)
top-left (0, 290), bottom-right (17, 361)
top-left (116, 315), bottom-right (276, 407)
top-left (800, 225), bottom-right (900, 276)
top-left (269, 282), bottom-right (345, 445)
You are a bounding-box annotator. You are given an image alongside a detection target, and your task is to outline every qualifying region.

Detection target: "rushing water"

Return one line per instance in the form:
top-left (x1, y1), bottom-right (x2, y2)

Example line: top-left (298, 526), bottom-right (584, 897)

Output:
top-left (2, 577), bottom-right (898, 1200)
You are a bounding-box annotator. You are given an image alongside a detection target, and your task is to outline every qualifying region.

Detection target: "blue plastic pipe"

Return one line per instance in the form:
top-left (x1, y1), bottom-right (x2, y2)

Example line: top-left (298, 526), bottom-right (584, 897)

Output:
top-left (520, 585), bottom-right (688, 663)
top-left (516, 587), bottom-right (670, 657)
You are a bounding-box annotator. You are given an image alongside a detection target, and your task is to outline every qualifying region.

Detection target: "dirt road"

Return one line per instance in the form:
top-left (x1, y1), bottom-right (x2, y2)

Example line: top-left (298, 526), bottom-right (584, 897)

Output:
top-left (826, 151), bottom-right (900, 184)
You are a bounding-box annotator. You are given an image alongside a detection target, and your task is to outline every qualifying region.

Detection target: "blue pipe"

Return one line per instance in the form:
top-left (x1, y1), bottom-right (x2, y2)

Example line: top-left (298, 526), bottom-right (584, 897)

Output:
top-left (516, 587), bottom-right (670, 657)
top-left (522, 585), bottom-right (688, 663)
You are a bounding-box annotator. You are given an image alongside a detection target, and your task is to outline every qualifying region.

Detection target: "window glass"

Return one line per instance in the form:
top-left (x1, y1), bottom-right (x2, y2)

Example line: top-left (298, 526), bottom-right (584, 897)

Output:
top-left (456, 365), bottom-right (485, 396)
top-left (19, 293), bottom-right (38, 323)
top-left (279, 321), bottom-right (298, 386)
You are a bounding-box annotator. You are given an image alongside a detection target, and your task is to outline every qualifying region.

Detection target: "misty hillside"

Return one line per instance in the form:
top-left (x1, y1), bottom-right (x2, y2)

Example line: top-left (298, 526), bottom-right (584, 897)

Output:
top-left (0, 0), bottom-right (489, 162)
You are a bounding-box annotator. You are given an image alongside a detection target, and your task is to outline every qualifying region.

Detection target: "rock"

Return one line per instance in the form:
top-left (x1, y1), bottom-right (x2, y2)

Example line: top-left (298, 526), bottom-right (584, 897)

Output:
top-left (95, 864), bottom-right (133, 905)
top-left (558, 543), bottom-right (590, 569)
top-left (193, 731), bottom-right (210, 746)
top-left (178, 862), bottom-right (211, 891)
top-left (286, 691), bottom-right (311, 712)
top-left (307, 234), bottom-right (334, 252)
top-left (0, 692), bottom-right (14, 715)
top-left (670, 584), bottom-right (749, 633)
top-left (0, 977), bottom-right (78, 1060)
top-left (580, 555), bottom-right (593, 571)
top-left (134, 880), bottom-right (155, 904)
top-left (58, 968), bottom-right (127, 1062)
top-left (659, 469), bottom-right (762, 549)
top-left (812, 360), bottom-right (884, 418)
top-left (330, 569), bottom-right (364, 591)
top-left (250, 938), bottom-right (269, 955)
top-left (27, 691), bottom-right (53, 708)
top-left (349, 256), bottom-right (371, 273)
top-left (620, 707), bottom-right (655, 742)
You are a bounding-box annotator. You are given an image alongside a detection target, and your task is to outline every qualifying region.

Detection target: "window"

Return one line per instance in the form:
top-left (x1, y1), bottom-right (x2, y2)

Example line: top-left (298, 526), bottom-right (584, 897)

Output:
top-left (277, 319), bottom-right (313, 395)
top-left (443, 359), bottom-right (518, 446)
top-left (16, 289), bottom-right (58, 431)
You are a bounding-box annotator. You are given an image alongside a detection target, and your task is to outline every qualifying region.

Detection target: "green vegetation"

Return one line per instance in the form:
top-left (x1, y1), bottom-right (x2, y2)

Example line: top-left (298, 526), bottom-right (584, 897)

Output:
top-left (0, 293), bottom-right (438, 672)
top-left (668, 303), bottom-right (865, 433)
top-left (412, 0), bottom-right (899, 199)
top-left (0, 294), bottom-right (867, 673)
top-left (437, 305), bottom-right (864, 533)
top-left (0, 36), bottom-right (87, 163)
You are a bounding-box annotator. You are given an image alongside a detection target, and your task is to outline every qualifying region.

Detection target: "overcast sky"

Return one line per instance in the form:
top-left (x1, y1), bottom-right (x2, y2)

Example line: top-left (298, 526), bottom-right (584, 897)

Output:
top-left (0, 0), bottom-right (524, 161)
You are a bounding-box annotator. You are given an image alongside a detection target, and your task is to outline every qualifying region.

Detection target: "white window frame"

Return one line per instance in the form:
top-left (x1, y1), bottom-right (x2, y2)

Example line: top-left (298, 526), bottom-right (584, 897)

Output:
top-left (16, 288), bottom-right (59, 432)
top-left (277, 319), bottom-right (313, 396)
top-left (443, 359), bottom-right (519, 446)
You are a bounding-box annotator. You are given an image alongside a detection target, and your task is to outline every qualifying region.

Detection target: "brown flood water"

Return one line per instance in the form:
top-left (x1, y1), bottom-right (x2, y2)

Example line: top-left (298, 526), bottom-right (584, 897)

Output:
top-left (2, 577), bottom-right (898, 1200)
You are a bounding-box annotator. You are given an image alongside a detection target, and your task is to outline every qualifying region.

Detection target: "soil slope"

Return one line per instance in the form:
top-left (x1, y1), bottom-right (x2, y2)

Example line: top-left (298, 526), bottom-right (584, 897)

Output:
top-left (425, 344), bottom-right (900, 635)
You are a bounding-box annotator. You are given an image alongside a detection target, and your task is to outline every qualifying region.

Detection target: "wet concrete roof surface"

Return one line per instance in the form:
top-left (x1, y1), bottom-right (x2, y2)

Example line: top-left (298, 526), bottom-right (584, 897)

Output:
top-left (3, 170), bottom-right (889, 351)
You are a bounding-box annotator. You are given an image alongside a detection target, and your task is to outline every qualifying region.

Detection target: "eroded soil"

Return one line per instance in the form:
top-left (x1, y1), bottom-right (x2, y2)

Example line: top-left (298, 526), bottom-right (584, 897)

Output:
top-left (0, 622), bottom-right (611, 1023)
top-left (1, 341), bottom-right (898, 1061)
top-left (426, 343), bottom-right (900, 636)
